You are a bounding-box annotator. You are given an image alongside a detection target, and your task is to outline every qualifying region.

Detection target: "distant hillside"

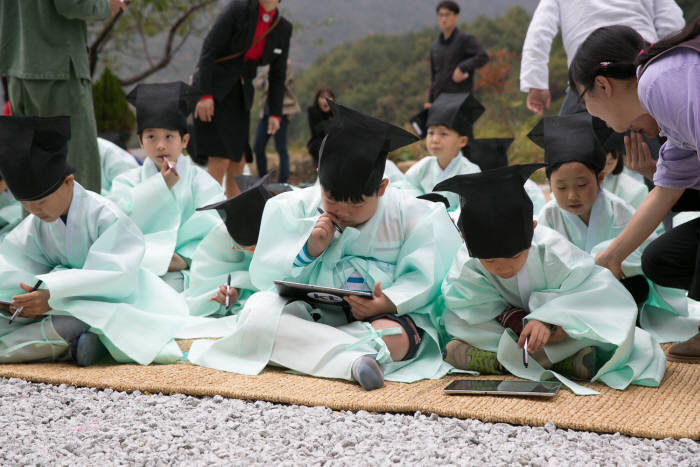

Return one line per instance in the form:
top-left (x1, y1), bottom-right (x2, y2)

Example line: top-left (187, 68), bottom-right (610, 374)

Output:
top-left (104, 0), bottom-right (539, 83)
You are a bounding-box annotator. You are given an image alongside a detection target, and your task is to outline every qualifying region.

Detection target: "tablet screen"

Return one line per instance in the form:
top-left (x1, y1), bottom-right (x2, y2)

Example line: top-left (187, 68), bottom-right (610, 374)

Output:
top-left (444, 379), bottom-right (561, 396)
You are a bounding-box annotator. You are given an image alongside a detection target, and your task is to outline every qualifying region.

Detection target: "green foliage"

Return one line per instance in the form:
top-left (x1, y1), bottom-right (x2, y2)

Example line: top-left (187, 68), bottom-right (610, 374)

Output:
top-left (289, 6), bottom-right (567, 166)
top-left (92, 68), bottom-right (135, 133)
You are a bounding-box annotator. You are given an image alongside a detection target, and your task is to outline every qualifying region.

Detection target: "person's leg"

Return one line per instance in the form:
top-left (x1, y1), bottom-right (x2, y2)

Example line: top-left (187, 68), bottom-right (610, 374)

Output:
top-left (207, 156), bottom-right (230, 185)
top-left (641, 217), bottom-right (700, 296)
top-left (558, 87), bottom-right (584, 116)
top-left (9, 73), bottom-right (102, 193)
top-left (0, 315), bottom-right (70, 363)
top-left (253, 116), bottom-right (270, 177)
top-left (370, 318), bottom-right (409, 362)
top-left (273, 116), bottom-right (290, 183)
top-left (225, 159), bottom-right (246, 198)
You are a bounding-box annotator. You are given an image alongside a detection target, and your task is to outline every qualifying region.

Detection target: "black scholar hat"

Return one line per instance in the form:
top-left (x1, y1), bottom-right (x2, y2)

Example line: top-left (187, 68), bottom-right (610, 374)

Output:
top-left (434, 163), bottom-right (545, 259)
top-left (196, 173), bottom-right (274, 246)
top-left (319, 100), bottom-right (418, 198)
top-left (0, 115), bottom-right (74, 201)
top-left (527, 113), bottom-right (606, 177)
top-left (465, 138), bottom-right (514, 171)
top-left (126, 81), bottom-right (201, 134)
top-left (410, 93), bottom-right (484, 138)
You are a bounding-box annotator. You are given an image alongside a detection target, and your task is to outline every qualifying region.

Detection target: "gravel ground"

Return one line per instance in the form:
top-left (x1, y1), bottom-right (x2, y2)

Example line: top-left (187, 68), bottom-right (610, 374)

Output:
top-left (0, 377), bottom-right (697, 466)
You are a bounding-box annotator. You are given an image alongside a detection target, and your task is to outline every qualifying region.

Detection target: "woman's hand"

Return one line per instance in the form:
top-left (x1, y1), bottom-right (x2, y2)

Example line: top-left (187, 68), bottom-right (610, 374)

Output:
top-left (624, 131), bottom-right (657, 181)
top-left (194, 99), bottom-right (215, 122)
top-left (594, 250), bottom-right (623, 279)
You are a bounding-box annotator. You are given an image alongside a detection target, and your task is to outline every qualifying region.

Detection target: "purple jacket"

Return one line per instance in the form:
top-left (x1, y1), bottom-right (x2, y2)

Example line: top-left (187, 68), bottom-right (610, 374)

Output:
top-left (639, 48), bottom-right (700, 189)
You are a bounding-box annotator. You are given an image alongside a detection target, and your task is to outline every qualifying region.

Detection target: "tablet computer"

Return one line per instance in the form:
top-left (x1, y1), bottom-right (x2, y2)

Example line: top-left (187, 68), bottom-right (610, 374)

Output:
top-left (444, 379), bottom-right (561, 397)
top-left (274, 280), bottom-right (372, 306)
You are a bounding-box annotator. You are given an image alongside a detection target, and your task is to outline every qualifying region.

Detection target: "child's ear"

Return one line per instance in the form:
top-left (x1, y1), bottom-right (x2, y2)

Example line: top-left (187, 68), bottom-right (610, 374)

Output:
top-left (181, 133), bottom-right (190, 147)
top-left (459, 136), bottom-right (468, 149)
top-left (377, 178), bottom-right (389, 197)
top-left (137, 134), bottom-right (144, 148)
top-left (532, 220), bottom-right (538, 231)
top-left (64, 174), bottom-right (75, 187)
top-left (597, 171), bottom-right (605, 185)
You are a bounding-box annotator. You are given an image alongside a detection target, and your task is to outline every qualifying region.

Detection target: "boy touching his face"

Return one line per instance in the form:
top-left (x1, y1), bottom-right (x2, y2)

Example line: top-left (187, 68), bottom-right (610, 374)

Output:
top-left (189, 101), bottom-right (462, 390)
top-left (108, 82), bottom-right (224, 292)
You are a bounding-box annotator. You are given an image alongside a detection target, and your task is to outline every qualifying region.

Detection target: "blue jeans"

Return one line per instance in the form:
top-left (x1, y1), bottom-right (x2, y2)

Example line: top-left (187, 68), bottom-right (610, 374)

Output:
top-left (253, 115), bottom-right (290, 183)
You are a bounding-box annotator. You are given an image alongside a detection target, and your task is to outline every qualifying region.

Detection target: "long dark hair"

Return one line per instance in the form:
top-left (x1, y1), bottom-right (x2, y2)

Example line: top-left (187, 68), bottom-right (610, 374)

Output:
top-left (637, 17), bottom-right (700, 65)
top-left (310, 86), bottom-right (335, 113)
top-left (569, 18), bottom-right (700, 92)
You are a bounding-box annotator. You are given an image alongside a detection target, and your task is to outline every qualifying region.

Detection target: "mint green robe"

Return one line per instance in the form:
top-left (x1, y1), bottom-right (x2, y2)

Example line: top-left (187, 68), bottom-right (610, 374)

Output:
top-left (0, 183), bottom-right (188, 364)
top-left (0, 190), bottom-right (21, 242)
top-left (442, 226), bottom-right (666, 395)
top-left (538, 189), bottom-right (699, 343)
top-left (398, 153), bottom-right (480, 211)
top-left (108, 154), bottom-right (224, 281)
top-left (182, 223), bottom-right (256, 318)
top-left (602, 172), bottom-right (649, 210)
top-left (189, 186), bottom-right (462, 383)
top-left (97, 137), bottom-right (139, 197)
top-left (525, 179), bottom-right (546, 217)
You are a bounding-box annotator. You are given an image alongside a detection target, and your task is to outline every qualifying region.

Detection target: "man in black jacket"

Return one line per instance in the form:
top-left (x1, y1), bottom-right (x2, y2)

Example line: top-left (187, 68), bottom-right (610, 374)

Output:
top-left (427, 1), bottom-right (489, 120)
top-left (192, 0), bottom-right (292, 197)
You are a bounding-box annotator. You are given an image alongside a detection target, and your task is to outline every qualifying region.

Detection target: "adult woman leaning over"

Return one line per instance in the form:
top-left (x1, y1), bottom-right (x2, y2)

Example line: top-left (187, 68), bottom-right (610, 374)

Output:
top-left (568, 19), bottom-right (700, 363)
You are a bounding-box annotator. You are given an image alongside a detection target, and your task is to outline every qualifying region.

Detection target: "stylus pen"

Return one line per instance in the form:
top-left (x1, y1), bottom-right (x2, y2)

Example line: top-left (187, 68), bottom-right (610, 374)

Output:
top-left (316, 207), bottom-right (343, 234)
top-left (159, 155), bottom-right (178, 176)
top-left (9, 279), bottom-right (43, 324)
top-left (523, 337), bottom-right (529, 368)
top-left (225, 273), bottom-right (231, 309)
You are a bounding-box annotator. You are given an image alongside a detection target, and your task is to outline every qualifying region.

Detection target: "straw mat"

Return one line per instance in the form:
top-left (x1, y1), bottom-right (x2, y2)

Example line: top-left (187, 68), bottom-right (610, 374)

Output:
top-left (0, 341), bottom-right (696, 440)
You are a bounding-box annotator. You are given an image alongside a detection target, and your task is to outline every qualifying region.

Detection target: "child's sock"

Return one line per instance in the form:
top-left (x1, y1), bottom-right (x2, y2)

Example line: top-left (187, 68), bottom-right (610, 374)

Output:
top-left (351, 355), bottom-right (384, 391)
top-left (552, 346), bottom-right (597, 380)
top-left (443, 339), bottom-right (504, 374)
top-left (70, 332), bottom-right (107, 367)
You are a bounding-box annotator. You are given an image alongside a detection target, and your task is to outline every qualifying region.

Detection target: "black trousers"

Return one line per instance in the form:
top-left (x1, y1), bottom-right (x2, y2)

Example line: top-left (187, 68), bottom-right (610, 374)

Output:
top-left (642, 216), bottom-right (700, 300)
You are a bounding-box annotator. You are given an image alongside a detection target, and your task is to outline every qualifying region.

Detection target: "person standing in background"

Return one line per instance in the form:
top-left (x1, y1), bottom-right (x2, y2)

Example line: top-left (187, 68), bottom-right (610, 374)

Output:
top-left (252, 61), bottom-right (300, 183)
top-left (306, 87), bottom-right (335, 168)
top-left (426, 0), bottom-right (489, 132)
top-left (192, 0), bottom-right (292, 198)
top-left (0, 0), bottom-right (128, 194)
top-left (520, 0), bottom-right (685, 117)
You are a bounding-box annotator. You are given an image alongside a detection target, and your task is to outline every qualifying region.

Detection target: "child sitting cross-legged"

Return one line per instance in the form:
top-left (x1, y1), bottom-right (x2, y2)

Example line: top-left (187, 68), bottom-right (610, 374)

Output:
top-left (437, 163), bottom-right (666, 394)
top-left (0, 116), bottom-right (188, 366)
top-left (533, 114), bottom-right (699, 344)
top-left (108, 82), bottom-right (225, 292)
top-left (188, 101), bottom-right (462, 390)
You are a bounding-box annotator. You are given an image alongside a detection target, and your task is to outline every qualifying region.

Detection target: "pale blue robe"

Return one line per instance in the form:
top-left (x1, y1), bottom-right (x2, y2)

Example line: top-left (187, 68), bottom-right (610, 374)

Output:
top-left (0, 190), bottom-right (21, 242)
top-left (108, 154), bottom-right (224, 287)
top-left (189, 186), bottom-right (462, 383)
top-left (442, 226), bottom-right (666, 395)
top-left (97, 137), bottom-right (139, 197)
top-left (0, 183), bottom-right (188, 364)
top-left (602, 172), bottom-right (649, 210)
top-left (398, 153), bottom-right (480, 211)
top-left (538, 188), bottom-right (700, 343)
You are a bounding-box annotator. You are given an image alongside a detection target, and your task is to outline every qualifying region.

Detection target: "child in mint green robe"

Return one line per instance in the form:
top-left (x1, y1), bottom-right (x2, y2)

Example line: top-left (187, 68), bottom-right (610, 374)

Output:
top-left (97, 137), bottom-right (139, 197)
top-left (108, 82), bottom-right (224, 292)
top-left (400, 93), bottom-right (483, 212)
top-left (189, 102), bottom-right (462, 390)
top-left (183, 175), bottom-right (280, 318)
top-left (0, 116), bottom-right (187, 366)
top-left (0, 179), bottom-right (21, 242)
top-left (438, 163), bottom-right (666, 395)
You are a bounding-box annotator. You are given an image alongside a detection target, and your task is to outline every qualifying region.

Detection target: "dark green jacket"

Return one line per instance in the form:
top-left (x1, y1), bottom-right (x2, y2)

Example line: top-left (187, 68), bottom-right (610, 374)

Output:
top-left (0, 0), bottom-right (109, 80)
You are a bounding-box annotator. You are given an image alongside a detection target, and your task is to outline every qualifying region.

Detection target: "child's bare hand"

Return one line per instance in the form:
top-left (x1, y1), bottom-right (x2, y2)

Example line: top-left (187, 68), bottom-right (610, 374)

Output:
top-left (518, 320), bottom-right (551, 353)
top-left (208, 285), bottom-right (239, 307)
top-left (11, 282), bottom-right (50, 318)
top-left (345, 281), bottom-right (397, 320)
top-left (160, 157), bottom-right (179, 190)
top-left (306, 213), bottom-right (337, 257)
top-left (168, 253), bottom-right (188, 272)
